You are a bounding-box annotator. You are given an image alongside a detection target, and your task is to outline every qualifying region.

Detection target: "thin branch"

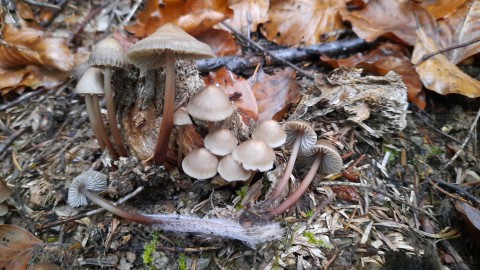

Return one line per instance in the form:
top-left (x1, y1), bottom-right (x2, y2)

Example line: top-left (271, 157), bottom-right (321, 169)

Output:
top-left (429, 177), bottom-right (480, 205)
top-left (414, 37), bottom-right (480, 67)
top-left (20, 0), bottom-right (60, 9)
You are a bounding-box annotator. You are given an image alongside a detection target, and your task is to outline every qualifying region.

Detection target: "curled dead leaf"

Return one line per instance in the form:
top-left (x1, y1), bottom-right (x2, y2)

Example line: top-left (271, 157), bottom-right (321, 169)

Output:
top-left (0, 224), bottom-right (42, 270)
top-left (196, 28), bottom-right (240, 57)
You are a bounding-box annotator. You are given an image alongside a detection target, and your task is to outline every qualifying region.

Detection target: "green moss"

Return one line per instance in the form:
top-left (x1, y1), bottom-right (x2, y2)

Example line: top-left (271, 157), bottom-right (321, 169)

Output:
top-left (303, 231), bottom-right (333, 249)
top-left (142, 230), bottom-right (161, 269)
top-left (178, 253), bottom-right (188, 270)
top-left (234, 185), bottom-right (249, 210)
top-left (305, 209), bottom-right (315, 218)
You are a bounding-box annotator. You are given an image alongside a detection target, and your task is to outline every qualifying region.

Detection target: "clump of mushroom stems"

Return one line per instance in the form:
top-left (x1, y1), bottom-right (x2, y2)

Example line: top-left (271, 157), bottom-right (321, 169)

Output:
top-left (268, 152), bottom-right (324, 217)
top-left (91, 95), bottom-right (119, 159)
top-left (83, 95), bottom-right (106, 150)
top-left (77, 183), bottom-right (283, 247)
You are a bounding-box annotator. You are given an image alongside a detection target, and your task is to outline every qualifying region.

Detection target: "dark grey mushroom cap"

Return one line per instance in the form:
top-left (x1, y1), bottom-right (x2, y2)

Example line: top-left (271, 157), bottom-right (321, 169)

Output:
top-left (283, 120), bottom-right (317, 153)
top-left (68, 171), bottom-right (108, 207)
top-left (303, 140), bottom-right (343, 175)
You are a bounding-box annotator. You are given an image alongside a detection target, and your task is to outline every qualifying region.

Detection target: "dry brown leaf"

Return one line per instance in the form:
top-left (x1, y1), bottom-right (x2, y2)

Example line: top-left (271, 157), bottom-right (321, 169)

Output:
top-left (204, 67), bottom-right (258, 123)
top-left (455, 202), bottom-right (480, 231)
top-left (0, 66), bottom-right (68, 95)
top-left (261, 0), bottom-right (346, 46)
top-left (0, 24), bottom-right (73, 71)
top-left (340, 0), bottom-right (423, 45)
top-left (420, 0), bottom-right (468, 19)
top-left (249, 68), bottom-right (301, 121)
top-left (125, 0), bottom-right (233, 38)
top-left (0, 224), bottom-right (42, 270)
top-left (322, 43), bottom-right (425, 109)
top-left (196, 28), bottom-right (239, 56)
top-left (331, 186), bottom-right (360, 202)
top-left (412, 6), bottom-right (480, 98)
top-left (227, 0), bottom-right (269, 35)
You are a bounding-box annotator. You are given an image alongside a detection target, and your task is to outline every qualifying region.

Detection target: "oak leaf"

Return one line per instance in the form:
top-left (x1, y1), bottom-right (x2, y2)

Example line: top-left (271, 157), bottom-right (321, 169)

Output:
top-left (125, 0), bottom-right (233, 38)
top-left (0, 224), bottom-right (42, 270)
top-left (261, 0), bottom-right (346, 46)
top-left (249, 68), bottom-right (301, 121)
top-left (204, 67), bottom-right (258, 123)
top-left (227, 0), bottom-right (269, 35)
top-left (322, 43), bottom-right (425, 109)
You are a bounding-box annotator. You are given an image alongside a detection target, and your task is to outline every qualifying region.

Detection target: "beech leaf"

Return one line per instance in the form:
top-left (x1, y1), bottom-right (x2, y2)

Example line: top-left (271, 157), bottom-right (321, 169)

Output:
top-left (227, 0), bottom-right (269, 35)
top-left (0, 224), bottom-right (42, 270)
top-left (196, 28), bottom-right (240, 57)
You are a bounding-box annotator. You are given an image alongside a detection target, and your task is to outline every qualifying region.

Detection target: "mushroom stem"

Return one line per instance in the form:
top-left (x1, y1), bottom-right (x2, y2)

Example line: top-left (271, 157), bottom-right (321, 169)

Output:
top-left (268, 136), bottom-right (302, 201)
top-left (268, 152), bottom-right (323, 217)
top-left (84, 95), bottom-right (106, 150)
top-left (80, 186), bottom-right (156, 224)
top-left (153, 52), bottom-right (176, 165)
top-left (91, 95), bottom-right (119, 159)
top-left (104, 68), bottom-right (128, 157)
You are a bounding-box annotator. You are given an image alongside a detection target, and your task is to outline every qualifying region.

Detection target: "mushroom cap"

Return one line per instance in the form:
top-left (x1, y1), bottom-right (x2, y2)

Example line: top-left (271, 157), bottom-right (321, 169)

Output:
top-left (252, 120), bottom-right (287, 148)
top-left (303, 140), bottom-right (343, 175)
top-left (218, 154), bottom-right (252, 182)
top-left (68, 171), bottom-right (108, 207)
top-left (173, 109), bottom-right (192, 125)
top-left (186, 86), bottom-right (235, 122)
top-left (204, 128), bottom-right (238, 156)
top-left (125, 23), bottom-right (215, 70)
top-left (283, 120), bottom-right (317, 153)
top-left (182, 148), bottom-right (219, 179)
top-left (232, 139), bottom-right (275, 172)
top-left (75, 67), bottom-right (105, 95)
top-left (88, 37), bottom-right (126, 68)
top-left (0, 180), bottom-right (12, 204)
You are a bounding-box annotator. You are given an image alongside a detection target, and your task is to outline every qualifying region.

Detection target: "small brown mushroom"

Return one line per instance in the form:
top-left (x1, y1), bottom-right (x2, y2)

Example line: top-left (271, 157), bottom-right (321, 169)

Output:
top-left (269, 140), bottom-right (342, 217)
top-left (232, 139), bottom-right (275, 172)
top-left (204, 128), bottom-right (238, 156)
top-left (218, 154), bottom-right (252, 182)
top-left (75, 68), bottom-right (118, 159)
top-left (268, 120), bottom-right (316, 201)
top-left (182, 148), bottom-right (219, 179)
top-left (125, 23), bottom-right (215, 165)
top-left (252, 120), bottom-right (286, 148)
top-left (89, 37), bottom-right (128, 157)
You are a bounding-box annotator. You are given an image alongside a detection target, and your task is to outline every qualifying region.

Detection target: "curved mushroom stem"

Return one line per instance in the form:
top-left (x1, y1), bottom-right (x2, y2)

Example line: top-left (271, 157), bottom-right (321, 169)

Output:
top-left (268, 152), bottom-right (323, 218)
top-left (153, 52), bottom-right (176, 165)
top-left (80, 186), bottom-right (156, 224)
top-left (92, 95), bottom-right (119, 160)
top-left (84, 95), bottom-right (106, 150)
top-left (268, 135), bottom-right (302, 201)
top-left (103, 68), bottom-right (128, 157)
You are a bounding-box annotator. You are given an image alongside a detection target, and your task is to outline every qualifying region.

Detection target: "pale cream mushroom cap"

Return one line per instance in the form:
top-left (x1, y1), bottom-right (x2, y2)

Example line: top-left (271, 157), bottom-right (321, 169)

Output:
top-left (186, 86), bottom-right (235, 122)
top-left (283, 120), bottom-right (317, 153)
top-left (204, 128), bottom-right (238, 156)
top-left (218, 154), bottom-right (252, 182)
top-left (252, 120), bottom-right (286, 148)
top-left (303, 140), bottom-right (343, 175)
top-left (125, 23), bottom-right (215, 70)
top-left (173, 109), bottom-right (192, 125)
top-left (88, 37), bottom-right (126, 68)
top-left (75, 67), bottom-right (105, 95)
top-left (232, 139), bottom-right (275, 172)
top-left (182, 148), bottom-right (219, 179)
top-left (68, 171), bottom-right (108, 207)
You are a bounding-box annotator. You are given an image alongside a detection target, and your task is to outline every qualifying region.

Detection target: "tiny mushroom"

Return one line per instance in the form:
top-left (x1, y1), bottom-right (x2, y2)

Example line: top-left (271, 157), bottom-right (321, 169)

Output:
top-left (204, 128), bottom-right (238, 156)
top-left (68, 171), bottom-right (152, 224)
top-left (232, 139), bottom-right (275, 172)
top-left (218, 154), bottom-right (252, 182)
top-left (182, 148), bottom-right (219, 179)
top-left (89, 37), bottom-right (128, 157)
top-left (252, 120), bottom-right (286, 148)
top-left (174, 108), bottom-right (193, 167)
top-left (125, 23), bottom-right (216, 165)
top-left (75, 67), bottom-right (119, 159)
top-left (269, 140), bottom-right (342, 217)
top-left (186, 85), bottom-right (235, 131)
top-left (268, 120), bottom-right (316, 201)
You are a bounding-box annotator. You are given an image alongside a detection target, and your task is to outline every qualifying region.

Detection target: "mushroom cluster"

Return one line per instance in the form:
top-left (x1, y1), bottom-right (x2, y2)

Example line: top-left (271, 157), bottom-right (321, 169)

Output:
top-left (74, 23), bottom-right (215, 164)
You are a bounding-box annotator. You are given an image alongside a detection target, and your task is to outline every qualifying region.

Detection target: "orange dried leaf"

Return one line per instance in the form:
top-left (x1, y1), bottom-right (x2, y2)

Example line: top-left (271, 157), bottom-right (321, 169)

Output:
top-left (204, 67), bottom-right (258, 123)
top-left (421, 0), bottom-right (467, 19)
top-left (340, 0), bottom-right (423, 45)
top-left (261, 0), bottom-right (346, 46)
top-left (249, 68), bottom-right (301, 121)
top-left (125, 0), bottom-right (233, 38)
top-left (0, 224), bottom-right (42, 270)
top-left (331, 186), bottom-right (360, 202)
top-left (227, 0), bottom-right (269, 35)
top-left (0, 24), bottom-right (73, 71)
top-left (322, 43), bottom-right (425, 109)
top-left (196, 28), bottom-right (239, 57)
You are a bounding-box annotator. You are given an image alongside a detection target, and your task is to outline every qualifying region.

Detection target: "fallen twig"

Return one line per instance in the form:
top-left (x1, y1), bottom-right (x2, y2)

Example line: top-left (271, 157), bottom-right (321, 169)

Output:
top-left (0, 127), bottom-right (28, 158)
top-left (20, 0), bottom-right (60, 9)
top-left (414, 37), bottom-right (480, 67)
top-left (0, 90), bottom-right (45, 111)
top-left (429, 177), bottom-right (480, 206)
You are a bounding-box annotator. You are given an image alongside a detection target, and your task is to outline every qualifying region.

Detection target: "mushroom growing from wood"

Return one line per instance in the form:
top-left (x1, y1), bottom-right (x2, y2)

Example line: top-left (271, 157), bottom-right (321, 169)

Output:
top-left (232, 139), bottom-right (276, 172)
top-left (182, 148), bottom-right (219, 179)
top-left (75, 67), bottom-right (119, 159)
top-left (268, 140), bottom-right (342, 217)
top-left (204, 128), bottom-right (238, 156)
top-left (252, 120), bottom-right (286, 148)
top-left (125, 23), bottom-right (215, 165)
top-left (268, 121), bottom-right (316, 201)
top-left (173, 108), bottom-right (193, 168)
top-left (89, 37), bottom-right (128, 157)
top-left (218, 154), bottom-right (252, 182)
